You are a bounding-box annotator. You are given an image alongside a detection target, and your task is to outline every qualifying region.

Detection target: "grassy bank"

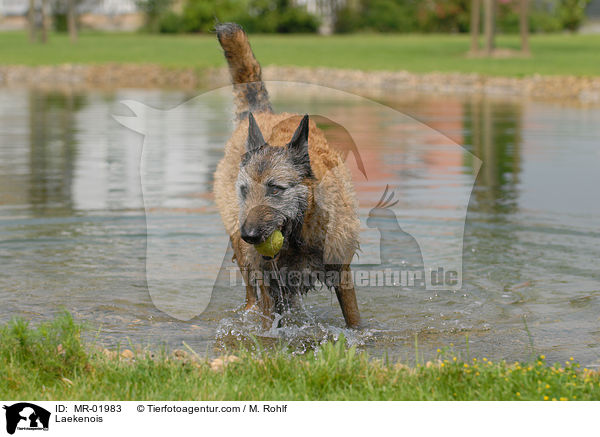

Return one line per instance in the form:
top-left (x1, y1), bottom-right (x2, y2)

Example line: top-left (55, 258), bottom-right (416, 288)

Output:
top-left (1, 314), bottom-right (599, 401)
top-left (0, 31), bottom-right (599, 77)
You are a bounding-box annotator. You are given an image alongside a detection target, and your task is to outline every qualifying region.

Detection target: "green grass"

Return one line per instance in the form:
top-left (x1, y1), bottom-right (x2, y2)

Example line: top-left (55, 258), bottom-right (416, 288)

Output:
top-left (1, 313), bottom-right (599, 400)
top-left (0, 31), bottom-right (599, 76)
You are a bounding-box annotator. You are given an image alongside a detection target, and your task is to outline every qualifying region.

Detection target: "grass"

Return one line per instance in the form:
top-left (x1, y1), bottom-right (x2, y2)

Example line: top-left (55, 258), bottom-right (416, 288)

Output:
top-left (1, 313), bottom-right (599, 400)
top-left (0, 31), bottom-right (599, 76)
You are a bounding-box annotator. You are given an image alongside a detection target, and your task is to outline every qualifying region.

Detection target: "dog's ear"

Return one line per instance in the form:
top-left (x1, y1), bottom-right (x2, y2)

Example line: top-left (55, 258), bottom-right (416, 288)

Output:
top-left (247, 112), bottom-right (266, 153)
top-left (287, 114), bottom-right (313, 177)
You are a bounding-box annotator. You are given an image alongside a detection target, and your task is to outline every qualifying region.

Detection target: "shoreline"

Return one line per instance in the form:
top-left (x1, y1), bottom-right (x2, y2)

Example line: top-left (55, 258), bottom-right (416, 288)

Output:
top-left (2, 313), bottom-right (599, 400)
top-left (1, 63), bottom-right (600, 103)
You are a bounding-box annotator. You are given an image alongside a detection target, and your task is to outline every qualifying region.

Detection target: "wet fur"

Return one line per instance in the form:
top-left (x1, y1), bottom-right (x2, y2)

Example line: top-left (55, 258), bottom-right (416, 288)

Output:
top-left (213, 23), bottom-right (361, 327)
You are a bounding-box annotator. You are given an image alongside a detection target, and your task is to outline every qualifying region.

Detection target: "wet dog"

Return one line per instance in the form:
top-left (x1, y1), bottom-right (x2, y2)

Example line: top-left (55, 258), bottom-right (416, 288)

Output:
top-left (213, 23), bottom-right (361, 328)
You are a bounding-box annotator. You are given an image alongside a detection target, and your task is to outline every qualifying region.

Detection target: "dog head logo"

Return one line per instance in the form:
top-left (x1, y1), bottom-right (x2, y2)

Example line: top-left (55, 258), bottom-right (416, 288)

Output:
top-left (3, 403), bottom-right (50, 435)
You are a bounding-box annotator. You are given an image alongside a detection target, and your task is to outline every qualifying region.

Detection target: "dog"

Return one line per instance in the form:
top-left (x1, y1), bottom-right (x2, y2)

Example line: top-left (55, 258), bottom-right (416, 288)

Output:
top-left (213, 23), bottom-right (361, 328)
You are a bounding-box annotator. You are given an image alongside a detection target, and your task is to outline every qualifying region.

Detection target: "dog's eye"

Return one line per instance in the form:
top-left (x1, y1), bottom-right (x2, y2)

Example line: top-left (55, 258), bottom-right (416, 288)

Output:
top-left (266, 185), bottom-right (285, 196)
top-left (240, 185), bottom-right (248, 198)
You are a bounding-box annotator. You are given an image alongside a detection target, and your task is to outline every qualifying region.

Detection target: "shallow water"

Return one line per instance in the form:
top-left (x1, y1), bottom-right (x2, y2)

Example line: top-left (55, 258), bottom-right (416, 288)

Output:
top-left (0, 86), bottom-right (599, 365)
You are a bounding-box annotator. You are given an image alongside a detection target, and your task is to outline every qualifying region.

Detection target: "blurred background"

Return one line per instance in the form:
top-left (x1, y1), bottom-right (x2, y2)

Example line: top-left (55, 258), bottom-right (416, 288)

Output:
top-left (0, 0), bottom-right (599, 365)
top-left (0, 0), bottom-right (598, 36)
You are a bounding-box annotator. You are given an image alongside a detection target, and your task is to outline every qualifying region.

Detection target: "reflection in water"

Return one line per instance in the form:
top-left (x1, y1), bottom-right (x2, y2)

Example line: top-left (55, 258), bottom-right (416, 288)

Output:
top-left (465, 97), bottom-right (522, 214)
top-left (27, 91), bottom-right (85, 215)
top-left (0, 88), bottom-right (599, 366)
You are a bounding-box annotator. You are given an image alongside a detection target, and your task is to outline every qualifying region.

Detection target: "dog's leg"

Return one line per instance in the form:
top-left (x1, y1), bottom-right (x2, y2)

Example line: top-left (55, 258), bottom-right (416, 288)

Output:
top-left (244, 284), bottom-right (257, 310)
top-left (335, 264), bottom-right (361, 328)
top-left (231, 235), bottom-right (258, 310)
top-left (258, 280), bottom-right (274, 329)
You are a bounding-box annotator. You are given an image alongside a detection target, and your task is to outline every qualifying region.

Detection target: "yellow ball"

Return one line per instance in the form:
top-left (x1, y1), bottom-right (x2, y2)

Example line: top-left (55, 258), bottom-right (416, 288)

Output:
top-left (254, 230), bottom-right (284, 257)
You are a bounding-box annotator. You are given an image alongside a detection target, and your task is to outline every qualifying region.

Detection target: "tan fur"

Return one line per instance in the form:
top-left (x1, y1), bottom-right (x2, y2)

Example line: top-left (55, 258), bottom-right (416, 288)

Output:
top-left (216, 23), bottom-right (271, 119)
top-left (213, 24), bottom-right (361, 327)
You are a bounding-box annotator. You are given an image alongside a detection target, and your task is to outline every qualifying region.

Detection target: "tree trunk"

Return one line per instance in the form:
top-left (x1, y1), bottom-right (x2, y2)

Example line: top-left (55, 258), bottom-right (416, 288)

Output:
top-left (470, 0), bottom-right (481, 54)
top-left (40, 0), bottom-right (48, 44)
top-left (28, 0), bottom-right (36, 42)
top-left (520, 0), bottom-right (530, 54)
top-left (68, 0), bottom-right (78, 42)
top-left (483, 0), bottom-right (495, 56)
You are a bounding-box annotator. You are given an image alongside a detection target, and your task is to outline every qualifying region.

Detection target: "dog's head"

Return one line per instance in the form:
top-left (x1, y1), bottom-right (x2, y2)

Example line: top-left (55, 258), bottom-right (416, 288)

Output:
top-left (236, 113), bottom-right (314, 246)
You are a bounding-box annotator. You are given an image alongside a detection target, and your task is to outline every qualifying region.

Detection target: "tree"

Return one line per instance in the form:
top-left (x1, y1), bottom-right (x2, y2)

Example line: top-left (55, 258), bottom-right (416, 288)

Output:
top-left (483, 0), bottom-right (495, 55)
top-left (67, 0), bottom-right (77, 42)
top-left (41, 0), bottom-right (49, 44)
top-left (519, 0), bottom-right (529, 54)
top-left (470, 0), bottom-right (480, 54)
top-left (28, 0), bottom-right (36, 42)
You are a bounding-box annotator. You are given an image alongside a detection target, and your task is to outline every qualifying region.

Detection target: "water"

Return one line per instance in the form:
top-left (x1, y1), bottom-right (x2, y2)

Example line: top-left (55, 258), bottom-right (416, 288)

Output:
top-left (0, 86), bottom-right (599, 365)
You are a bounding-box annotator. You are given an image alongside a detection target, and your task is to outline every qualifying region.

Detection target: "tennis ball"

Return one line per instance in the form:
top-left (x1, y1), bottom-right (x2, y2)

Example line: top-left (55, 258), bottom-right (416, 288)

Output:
top-left (254, 230), bottom-right (284, 258)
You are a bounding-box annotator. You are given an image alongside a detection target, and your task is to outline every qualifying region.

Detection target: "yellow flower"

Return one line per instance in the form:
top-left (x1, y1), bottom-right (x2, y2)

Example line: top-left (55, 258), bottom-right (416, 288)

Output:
top-left (437, 349), bottom-right (441, 353)
top-left (516, 392), bottom-right (521, 397)
top-left (453, 357), bottom-right (457, 362)
top-left (483, 357), bottom-right (488, 362)
top-left (440, 362), bottom-right (445, 367)
top-left (464, 363), bottom-right (469, 368)
top-left (545, 384), bottom-right (550, 389)
top-left (544, 396), bottom-right (549, 400)
top-left (570, 357), bottom-right (574, 361)
top-left (540, 355), bottom-right (546, 360)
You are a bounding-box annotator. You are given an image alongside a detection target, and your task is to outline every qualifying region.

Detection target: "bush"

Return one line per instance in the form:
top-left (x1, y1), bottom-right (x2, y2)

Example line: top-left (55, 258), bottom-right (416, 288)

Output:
top-left (181, 0), bottom-right (245, 33)
top-left (50, 0), bottom-right (78, 32)
top-left (365, 0), bottom-right (419, 32)
top-left (496, 0), bottom-right (562, 33)
top-left (333, 0), bottom-right (589, 34)
top-left (335, 0), bottom-right (419, 33)
top-left (146, 0), bottom-right (588, 34)
top-left (334, 4), bottom-right (363, 33)
top-left (333, 0), bottom-right (470, 34)
top-left (165, 0), bottom-right (320, 34)
top-left (272, 5), bottom-right (320, 33)
top-left (416, 0), bottom-right (470, 33)
top-left (137, 0), bottom-right (173, 33)
top-left (557, 0), bottom-right (590, 32)
top-left (159, 11), bottom-right (184, 33)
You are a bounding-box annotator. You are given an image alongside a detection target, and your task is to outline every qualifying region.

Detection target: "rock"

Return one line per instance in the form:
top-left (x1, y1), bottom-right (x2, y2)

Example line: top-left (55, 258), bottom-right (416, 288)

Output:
top-left (210, 355), bottom-right (240, 371)
top-left (120, 349), bottom-right (134, 360)
top-left (173, 349), bottom-right (187, 359)
top-left (225, 355), bottom-right (240, 364)
top-left (0, 65), bottom-right (598, 103)
top-left (210, 358), bottom-right (225, 372)
top-left (102, 348), bottom-right (117, 359)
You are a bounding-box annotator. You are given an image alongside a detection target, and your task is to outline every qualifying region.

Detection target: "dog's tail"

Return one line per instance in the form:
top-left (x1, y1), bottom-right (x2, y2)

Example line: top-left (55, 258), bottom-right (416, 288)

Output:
top-left (216, 23), bottom-right (272, 121)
